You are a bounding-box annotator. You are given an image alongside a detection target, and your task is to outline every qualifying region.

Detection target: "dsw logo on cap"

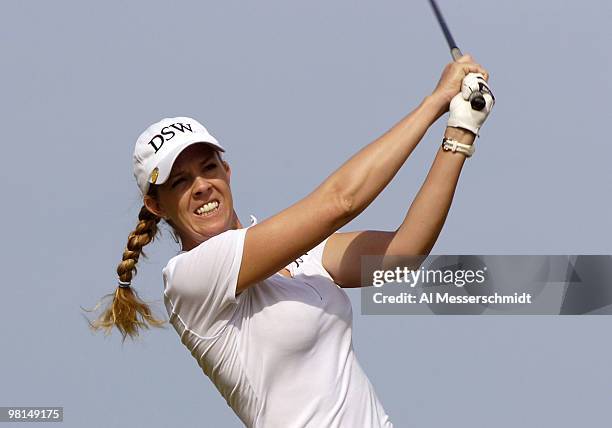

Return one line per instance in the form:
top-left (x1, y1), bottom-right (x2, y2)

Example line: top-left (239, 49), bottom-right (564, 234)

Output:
top-left (148, 122), bottom-right (195, 153)
top-left (132, 116), bottom-right (225, 196)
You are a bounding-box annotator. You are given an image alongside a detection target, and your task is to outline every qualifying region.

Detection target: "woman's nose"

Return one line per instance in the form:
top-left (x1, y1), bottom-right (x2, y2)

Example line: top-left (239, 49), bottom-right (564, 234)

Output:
top-left (192, 176), bottom-right (212, 196)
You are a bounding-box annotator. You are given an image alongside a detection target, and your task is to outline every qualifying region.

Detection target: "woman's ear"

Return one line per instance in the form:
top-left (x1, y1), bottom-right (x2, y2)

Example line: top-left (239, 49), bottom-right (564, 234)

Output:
top-left (143, 195), bottom-right (166, 219)
top-left (222, 160), bottom-right (231, 181)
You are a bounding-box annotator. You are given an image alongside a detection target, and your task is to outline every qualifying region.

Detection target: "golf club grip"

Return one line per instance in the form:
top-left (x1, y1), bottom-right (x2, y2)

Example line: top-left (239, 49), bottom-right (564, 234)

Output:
top-left (451, 48), bottom-right (486, 111)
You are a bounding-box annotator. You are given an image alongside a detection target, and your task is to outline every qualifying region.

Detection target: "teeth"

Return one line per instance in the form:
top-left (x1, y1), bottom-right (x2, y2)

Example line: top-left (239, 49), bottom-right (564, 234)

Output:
top-left (196, 200), bottom-right (219, 215)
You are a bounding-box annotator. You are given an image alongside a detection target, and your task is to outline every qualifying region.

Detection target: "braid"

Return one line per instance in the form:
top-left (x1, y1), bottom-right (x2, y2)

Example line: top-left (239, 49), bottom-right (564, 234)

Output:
top-left (117, 206), bottom-right (161, 284)
top-left (85, 205), bottom-right (166, 342)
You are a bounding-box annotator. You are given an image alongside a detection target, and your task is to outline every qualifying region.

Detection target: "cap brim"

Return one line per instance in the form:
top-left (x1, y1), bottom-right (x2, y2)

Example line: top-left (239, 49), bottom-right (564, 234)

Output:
top-left (150, 136), bottom-right (225, 186)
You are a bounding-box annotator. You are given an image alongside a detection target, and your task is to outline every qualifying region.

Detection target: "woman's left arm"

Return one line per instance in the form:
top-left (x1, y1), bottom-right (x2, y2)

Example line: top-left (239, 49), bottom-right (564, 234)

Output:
top-left (322, 71), bottom-right (495, 287)
top-left (389, 125), bottom-right (476, 255)
top-left (321, 127), bottom-right (475, 288)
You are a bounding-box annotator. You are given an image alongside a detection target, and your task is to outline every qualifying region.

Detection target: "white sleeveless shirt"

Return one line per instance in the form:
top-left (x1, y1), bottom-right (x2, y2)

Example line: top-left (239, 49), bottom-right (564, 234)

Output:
top-left (162, 224), bottom-right (393, 428)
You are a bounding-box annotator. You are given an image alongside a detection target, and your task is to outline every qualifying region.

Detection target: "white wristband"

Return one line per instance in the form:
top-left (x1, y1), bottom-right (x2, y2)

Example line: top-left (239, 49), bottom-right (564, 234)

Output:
top-left (442, 138), bottom-right (475, 158)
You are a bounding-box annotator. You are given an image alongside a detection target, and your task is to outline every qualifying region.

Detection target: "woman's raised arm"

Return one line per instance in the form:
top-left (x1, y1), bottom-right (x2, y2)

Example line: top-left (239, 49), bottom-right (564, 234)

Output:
top-left (236, 57), bottom-right (489, 293)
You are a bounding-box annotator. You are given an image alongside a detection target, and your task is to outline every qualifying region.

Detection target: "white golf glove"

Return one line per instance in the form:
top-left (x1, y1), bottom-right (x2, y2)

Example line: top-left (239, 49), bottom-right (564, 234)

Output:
top-left (447, 73), bottom-right (495, 135)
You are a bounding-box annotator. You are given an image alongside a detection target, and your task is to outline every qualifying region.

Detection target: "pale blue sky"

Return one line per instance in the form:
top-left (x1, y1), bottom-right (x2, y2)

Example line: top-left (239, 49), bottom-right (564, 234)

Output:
top-left (1, 1), bottom-right (611, 426)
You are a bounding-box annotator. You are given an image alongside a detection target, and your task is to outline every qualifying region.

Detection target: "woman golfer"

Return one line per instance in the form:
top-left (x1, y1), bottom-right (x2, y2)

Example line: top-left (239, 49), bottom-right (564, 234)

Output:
top-left (90, 56), bottom-right (493, 427)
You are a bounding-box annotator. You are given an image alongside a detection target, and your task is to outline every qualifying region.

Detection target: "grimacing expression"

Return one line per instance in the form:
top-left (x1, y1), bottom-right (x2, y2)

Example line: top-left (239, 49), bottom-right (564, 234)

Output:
top-left (145, 144), bottom-right (236, 250)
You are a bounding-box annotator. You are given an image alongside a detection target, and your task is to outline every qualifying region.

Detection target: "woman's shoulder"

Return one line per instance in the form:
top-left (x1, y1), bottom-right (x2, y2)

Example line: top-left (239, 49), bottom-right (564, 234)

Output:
top-left (163, 228), bottom-right (248, 286)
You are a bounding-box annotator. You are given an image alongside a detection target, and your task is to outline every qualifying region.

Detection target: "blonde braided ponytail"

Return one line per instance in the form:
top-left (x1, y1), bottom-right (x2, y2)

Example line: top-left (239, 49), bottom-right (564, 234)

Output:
top-left (86, 205), bottom-right (166, 341)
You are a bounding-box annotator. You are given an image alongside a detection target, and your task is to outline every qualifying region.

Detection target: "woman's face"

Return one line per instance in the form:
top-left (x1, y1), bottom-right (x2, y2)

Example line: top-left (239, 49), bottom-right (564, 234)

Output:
top-left (145, 144), bottom-right (237, 250)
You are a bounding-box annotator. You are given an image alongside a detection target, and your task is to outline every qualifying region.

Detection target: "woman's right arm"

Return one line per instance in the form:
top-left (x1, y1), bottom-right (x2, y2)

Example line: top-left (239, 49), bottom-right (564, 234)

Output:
top-left (236, 58), bottom-right (487, 293)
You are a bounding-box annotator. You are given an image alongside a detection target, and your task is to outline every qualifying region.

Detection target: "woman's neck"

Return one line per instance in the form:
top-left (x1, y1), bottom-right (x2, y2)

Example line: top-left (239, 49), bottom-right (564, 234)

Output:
top-left (181, 210), bottom-right (243, 252)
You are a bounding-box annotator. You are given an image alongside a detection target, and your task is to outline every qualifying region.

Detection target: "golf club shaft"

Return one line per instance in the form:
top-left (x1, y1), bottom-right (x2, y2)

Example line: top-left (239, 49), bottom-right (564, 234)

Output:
top-left (428, 0), bottom-right (486, 111)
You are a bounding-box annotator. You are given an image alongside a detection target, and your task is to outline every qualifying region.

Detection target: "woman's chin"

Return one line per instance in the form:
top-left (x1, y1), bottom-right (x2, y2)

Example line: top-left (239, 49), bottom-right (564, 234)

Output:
top-left (192, 213), bottom-right (230, 236)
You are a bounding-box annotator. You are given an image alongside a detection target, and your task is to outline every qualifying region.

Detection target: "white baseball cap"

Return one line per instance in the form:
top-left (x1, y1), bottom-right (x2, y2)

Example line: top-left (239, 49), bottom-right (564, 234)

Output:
top-left (132, 117), bottom-right (225, 195)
